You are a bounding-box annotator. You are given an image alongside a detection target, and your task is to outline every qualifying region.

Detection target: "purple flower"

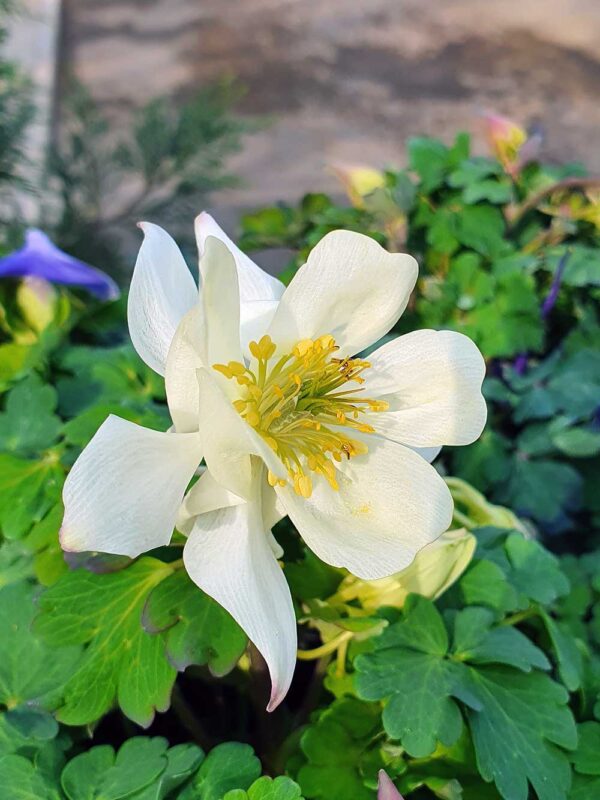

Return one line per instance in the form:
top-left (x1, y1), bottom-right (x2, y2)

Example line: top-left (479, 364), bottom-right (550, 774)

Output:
top-left (378, 770), bottom-right (404, 800)
top-left (0, 229), bottom-right (120, 300)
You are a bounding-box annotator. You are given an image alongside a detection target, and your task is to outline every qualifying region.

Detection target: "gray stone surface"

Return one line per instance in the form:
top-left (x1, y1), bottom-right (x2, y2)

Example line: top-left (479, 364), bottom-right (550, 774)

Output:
top-left (59, 0), bottom-right (600, 210)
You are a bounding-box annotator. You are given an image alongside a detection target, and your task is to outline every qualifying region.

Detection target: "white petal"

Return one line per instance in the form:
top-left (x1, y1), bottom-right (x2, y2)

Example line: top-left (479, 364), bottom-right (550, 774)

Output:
top-left (199, 235), bottom-right (243, 369)
top-left (240, 299), bottom-right (280, 355)
top-left (61, 416), bottom-right (202, 557)
top-left (176, 468), bottom-right (245, 536)
top-left (276, 437), bottom-right (453, 580)
top-left (197, 368), bottom-right (287, 500)
top-left (267, 230), bottom-right (418, 355)
top-left (165, 305), bottom-right (205, 433)
top-left (128, 223), bottom-right (198, 376)
top-left (367, 330), bottom-right (487, 447)
top-left (195, 212), bottom-right (284, 303)
top-left (412, 445), bottom-right (442, 463)
top-left (184, 491), bottom-right (297, 711)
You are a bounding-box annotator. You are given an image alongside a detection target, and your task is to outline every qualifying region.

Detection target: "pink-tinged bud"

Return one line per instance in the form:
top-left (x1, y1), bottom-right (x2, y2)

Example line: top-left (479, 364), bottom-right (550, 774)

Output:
top-left (378, 770), bottom-right (404, 800)
top-left (480, 112), bottom-right (538, 177)
top-left (330, 163), bottom-right (386, 208)
top-left (16, 276), bottom-right (58, 332)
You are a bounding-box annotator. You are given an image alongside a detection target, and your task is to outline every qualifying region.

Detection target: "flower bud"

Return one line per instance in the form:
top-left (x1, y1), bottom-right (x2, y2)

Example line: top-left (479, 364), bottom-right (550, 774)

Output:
top-left (16, 276), bottom-right (58, 333)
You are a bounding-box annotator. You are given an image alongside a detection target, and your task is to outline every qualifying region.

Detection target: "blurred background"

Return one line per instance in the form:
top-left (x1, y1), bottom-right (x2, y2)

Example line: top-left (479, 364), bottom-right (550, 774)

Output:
top-left (4, 0), bottom-right (600, 270)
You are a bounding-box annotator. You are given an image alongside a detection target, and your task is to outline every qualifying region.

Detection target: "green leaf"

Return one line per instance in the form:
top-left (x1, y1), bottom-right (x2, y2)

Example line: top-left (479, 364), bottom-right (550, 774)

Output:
top-left (408, 137), bottom-right (451, 192)
top-left (34, 558), bottom-right (177, 726)
top-left (0, 708), bottom-right (60, 758)
top-left (503, 534), bottom-right (570, 605)
top-left (539, 610), bottom-right (583, 692)
top-left (0, 452), bottom-right (64, 539)
top-left (0, 375), bottom-right (62, 456)
top-left (355, 598), bottom-right (463, 757)
top-left (355, 593), bottom-right (577, 800)
top-left (297, 698), bottom-right (382, 800)
top-left (463, 666), bottom-right (576, 800)
top-left (179, 742), bottom-right (261, 800)
top-left (552, 426), bottom-right (600, 458)
top-left (452, 607), bottom-right (550, 672)
top-left (224, 776), bottom-right (304, 800)
top-left (459, 559), bottom-right (520, 614)
top-left (454, 206), bottom-right (507, 259)
top-left (60, 737), bottom-right (203, 800)
top-left (142, 568), bottom-right (247, 674)
top-left (570, 774), bottom-right (600, 799)
top-left (0, 753), bottom-right (58, 800)
top-left (543, 246), bottom-right (600, 287)
top-left (0, 581), bottom-right (80, 711)
top-left (570, 722), bottom-right (600, 775)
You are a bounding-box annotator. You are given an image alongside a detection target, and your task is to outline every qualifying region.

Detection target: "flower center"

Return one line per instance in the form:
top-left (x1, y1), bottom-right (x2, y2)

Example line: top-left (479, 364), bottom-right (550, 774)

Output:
top-left (213, 334), bottom-right (388, 498)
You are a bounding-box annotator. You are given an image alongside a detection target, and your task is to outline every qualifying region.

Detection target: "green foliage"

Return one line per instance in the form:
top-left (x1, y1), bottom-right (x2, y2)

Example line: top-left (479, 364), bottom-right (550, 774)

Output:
top-left (0, 736), bottom-right (302, 800)
top-left (34, 558), bottom-right (178, 727)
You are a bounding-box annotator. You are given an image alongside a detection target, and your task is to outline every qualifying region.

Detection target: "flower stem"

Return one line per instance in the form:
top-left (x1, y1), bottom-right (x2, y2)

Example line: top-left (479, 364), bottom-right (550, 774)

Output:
top-left (296, 630), bottom-right (353, 661)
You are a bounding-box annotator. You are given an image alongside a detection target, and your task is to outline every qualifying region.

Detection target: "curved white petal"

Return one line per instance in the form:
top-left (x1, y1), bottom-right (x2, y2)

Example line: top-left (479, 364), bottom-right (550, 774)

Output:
top-left (61, 416), bottom-right (202, 557)
top-left (165, 305), bottom-right (205, 433)
top-left (195, 212), bottom-right (284, 303)
top-left (367, 330), bottom-right (487, 447)
top-left (240, 299), bottom-right (280, 355)
top-left (200, 235), bottom-right (243, 369)
top-left (176, 468), bottom-right (245, 536)
top-left (412, 445), bottom-right (442, 463)
top-left (184, 486), bottom-right (297, 711)
top-left (267, 230), bottom-right (418, 355)
top-left (197, 368), bottom-right (287, 500)
top-left (276, 437), bottom-right (453, 580)
top-left (128, 223), bottom-right (198, 376)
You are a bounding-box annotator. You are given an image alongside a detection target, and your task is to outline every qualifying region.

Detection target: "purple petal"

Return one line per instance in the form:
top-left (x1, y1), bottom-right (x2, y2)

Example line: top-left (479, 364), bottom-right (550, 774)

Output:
top-left (378, 770), bottom-right (404, 800)
top-left (0, 229), bottom-right (120, 300)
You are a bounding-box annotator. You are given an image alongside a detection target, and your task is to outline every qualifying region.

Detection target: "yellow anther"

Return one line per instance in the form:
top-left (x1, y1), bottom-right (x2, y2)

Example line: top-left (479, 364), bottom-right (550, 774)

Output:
top-left (213, 363), bottom-right (233, 379)
top-left (227, 361), bottom-right (247, 376)
top-left (245, 410), bottom-right (260, 427)
top-left (358, 423), bottom-right (375, 433)
top-left (249, 340), bottom-right (262, 359)
top-left (368, 400), bottom-right (390, 412)
top-left (250, 335), bottom-right (277, 360)
top-left (233, 400), bottom-right (247, 413)
top-left (293, 339), bottom-right (314, 358)
top-left (294, 474), bottom-right (313, 498)
top-left (292, 374), bottom-right (302, 387)
top-left (317, 334), bottom-right (335, 349)
top-left (267, 469), bottom-right (278, 486)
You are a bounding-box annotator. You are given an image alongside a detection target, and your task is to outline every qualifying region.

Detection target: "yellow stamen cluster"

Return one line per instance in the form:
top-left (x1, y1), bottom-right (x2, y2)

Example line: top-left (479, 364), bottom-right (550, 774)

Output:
top-left (213, 334), bottom-right (388, 498)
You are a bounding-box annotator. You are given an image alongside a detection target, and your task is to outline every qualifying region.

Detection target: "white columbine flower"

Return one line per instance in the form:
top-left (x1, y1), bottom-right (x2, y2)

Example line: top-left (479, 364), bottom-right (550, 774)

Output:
top-left (61, 213), bottom-right (487, 710)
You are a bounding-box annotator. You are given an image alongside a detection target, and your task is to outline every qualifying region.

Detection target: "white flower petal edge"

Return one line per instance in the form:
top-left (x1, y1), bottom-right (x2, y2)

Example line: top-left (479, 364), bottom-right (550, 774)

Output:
top-left (276, 437), bottom-right (453, 580)
top-left (128, 223), bottom-right (198, 376)
top-left (61, 415), bottom-right (202, 557)
top-left (183, 471), bottom-right (296, 712)
top-left (195, 212), bottom-right (284, 304)
top-left (267, 230), bottom-right (418, 356)
top-left (165, 306), bottom-right (205, 433)
top-left (365, 330), bottom-right (487, 447)
top-left (176, 468), bottom-right (245, 536)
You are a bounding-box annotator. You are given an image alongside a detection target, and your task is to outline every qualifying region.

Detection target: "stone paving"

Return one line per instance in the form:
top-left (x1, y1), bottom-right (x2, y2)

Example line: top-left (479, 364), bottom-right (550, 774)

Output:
top-left (39, 1), bottom-right (600, 210)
